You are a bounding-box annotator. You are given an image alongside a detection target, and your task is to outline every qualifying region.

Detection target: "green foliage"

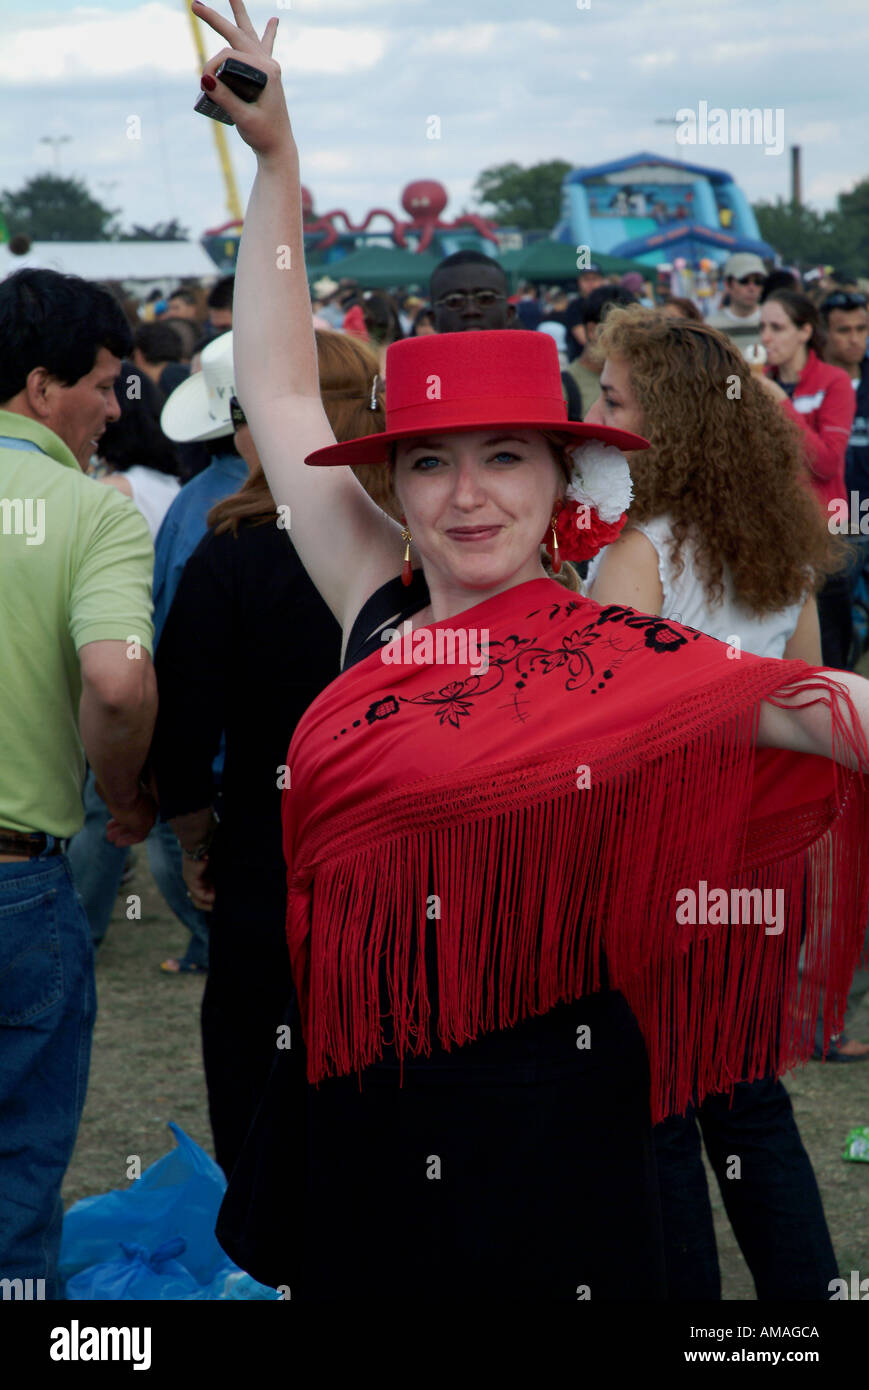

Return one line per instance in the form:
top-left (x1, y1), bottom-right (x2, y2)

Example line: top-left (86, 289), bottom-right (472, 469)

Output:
top-left (753, 178), bottom-right (869, 272)
top-left (835, 179), bottom-right (869, 270)
top-left (753, 200), bottom-right (838, 266)
top-left (0, 173), bottom-right (122, 242)
top-left (472, 160), bottom-right (572, 232)
top-left (0, 175), bottom-right (193, 246)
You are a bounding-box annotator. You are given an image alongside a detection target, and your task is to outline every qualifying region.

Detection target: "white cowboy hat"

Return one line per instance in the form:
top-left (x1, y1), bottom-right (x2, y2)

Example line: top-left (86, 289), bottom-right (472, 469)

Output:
top-left (312, 275), bottom-right (339, 298)
top-left (160, 330), bottom-right (236, 443)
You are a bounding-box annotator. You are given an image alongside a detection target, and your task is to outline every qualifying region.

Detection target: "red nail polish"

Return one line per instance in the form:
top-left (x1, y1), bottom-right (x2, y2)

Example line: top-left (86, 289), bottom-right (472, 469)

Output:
top-left (201, 74), bottom-right (216, 91)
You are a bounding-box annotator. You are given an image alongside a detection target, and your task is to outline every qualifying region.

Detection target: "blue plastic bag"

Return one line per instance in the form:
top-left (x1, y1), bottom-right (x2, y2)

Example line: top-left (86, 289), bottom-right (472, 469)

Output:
top-left (202, 1268), bottom-right (277, 1300)
top-left (60, 1122), bottom-right (272, 1297)
top-left (66, 1238), bottom-right (204, 1301)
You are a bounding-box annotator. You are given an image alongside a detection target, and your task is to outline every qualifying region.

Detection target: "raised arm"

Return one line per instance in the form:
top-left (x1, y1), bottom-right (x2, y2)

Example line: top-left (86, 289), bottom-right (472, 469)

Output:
top-left (193, 1), bottom-right (400, 629)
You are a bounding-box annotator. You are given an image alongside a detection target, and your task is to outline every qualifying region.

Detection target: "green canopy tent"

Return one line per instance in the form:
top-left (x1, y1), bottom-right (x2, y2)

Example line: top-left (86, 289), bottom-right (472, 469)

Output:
top-left (500, 241), bottom-right (651, 290)
top-left (305, 239), bottom-right (653, 301)
top-left (307, 245), bottom-right (440, 292)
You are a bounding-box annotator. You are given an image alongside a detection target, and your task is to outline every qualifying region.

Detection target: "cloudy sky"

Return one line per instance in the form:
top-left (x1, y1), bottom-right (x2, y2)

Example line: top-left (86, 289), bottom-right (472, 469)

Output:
top-left (1, 0), bottom-right (867, 239)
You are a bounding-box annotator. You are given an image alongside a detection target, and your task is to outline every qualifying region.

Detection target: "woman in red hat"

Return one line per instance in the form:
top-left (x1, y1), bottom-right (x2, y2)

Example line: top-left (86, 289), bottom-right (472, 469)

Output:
top-left (193, 2), bottom-right (869, 1302)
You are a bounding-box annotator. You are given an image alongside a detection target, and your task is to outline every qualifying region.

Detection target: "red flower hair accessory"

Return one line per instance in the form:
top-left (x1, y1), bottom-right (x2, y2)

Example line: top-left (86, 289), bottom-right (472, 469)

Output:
top-left (542, 441), bottom-right (634, 565)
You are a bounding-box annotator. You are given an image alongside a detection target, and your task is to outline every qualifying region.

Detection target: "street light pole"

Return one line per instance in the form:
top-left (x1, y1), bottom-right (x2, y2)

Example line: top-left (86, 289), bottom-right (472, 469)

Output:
top-left (39, 135), bottom-right (72, 171)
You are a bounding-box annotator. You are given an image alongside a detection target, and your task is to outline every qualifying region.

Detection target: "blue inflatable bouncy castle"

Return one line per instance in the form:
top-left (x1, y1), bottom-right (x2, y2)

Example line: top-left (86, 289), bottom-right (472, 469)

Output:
top-left (552, 152), bottom-right (775, 268)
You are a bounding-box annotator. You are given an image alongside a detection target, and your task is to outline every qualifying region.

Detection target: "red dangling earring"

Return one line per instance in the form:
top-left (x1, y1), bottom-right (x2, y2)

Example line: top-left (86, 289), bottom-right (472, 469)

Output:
top-left (400, 527), bottom-right (413, 586)
top-left (550, 514), bottom-right (562, 574)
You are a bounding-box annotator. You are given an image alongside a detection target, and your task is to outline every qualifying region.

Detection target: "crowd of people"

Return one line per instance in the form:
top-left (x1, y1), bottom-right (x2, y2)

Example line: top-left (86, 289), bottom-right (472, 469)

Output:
top-left (308, 249), bottom-right (869, 668)
top-left (2, 0), bottom-right (869, 1305)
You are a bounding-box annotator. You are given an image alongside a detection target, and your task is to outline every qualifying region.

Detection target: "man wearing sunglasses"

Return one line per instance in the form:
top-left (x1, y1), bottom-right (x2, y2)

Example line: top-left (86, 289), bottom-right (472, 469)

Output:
top-left (429, 250), bottom-right (584, 421)
top-left (430, 250), bottom-right (513, 335)
top-left (707, 252), bottom-right (767, 357)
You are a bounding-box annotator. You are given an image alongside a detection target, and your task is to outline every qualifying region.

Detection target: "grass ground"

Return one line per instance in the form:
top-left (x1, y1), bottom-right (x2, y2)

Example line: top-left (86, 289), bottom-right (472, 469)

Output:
top-left (62, 853), bottom-right (869, 1300)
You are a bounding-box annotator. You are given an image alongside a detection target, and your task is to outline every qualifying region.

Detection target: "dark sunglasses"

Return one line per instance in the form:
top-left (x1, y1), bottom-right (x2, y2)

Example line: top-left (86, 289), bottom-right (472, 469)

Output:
top-left (737, 275), bottom-right (766, 287)
top-left (229, 395), bottom-right (247, 427)
top-left (434, 290), bottom-right (505, 310)
top-left (822, 291), bottom-right (868, 311)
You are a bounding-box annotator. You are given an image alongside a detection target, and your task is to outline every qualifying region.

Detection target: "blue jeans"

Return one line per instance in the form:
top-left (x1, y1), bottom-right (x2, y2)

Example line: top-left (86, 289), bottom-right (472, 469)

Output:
top-left (654, 1077), bottom-right (837, 1300)
top-left (65, 769), bottom-right (128, 948)
top-left (0, 843), bottom-right (96, 1301)
top-left (67, 770), bottom-right (209, 968)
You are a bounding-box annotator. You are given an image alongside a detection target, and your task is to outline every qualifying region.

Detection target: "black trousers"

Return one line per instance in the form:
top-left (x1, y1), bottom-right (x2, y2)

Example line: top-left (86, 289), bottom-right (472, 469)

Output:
top-left (818, 569), bottom-right (854, 669)
top-left (654, 1077), bottom-right (837, 1300)
top-left (654, 891), bottom-right (836, 1302)
top-left (201, 856), bottom-right (292, 1180)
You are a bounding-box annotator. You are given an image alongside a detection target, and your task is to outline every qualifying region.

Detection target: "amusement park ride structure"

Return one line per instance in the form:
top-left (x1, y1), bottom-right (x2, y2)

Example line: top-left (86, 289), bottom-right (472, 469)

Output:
top-left (202, 180), bottom-right (500, 271)
top-left (296, 180), bottom-right (498, 254)
top-left (296, 179), bottom-right (494, 252)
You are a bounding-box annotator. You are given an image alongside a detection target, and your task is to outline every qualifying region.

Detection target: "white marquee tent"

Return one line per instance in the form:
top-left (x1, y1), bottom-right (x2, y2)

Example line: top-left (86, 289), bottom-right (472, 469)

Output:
top-left (0, 240), bottom-right (218, 288)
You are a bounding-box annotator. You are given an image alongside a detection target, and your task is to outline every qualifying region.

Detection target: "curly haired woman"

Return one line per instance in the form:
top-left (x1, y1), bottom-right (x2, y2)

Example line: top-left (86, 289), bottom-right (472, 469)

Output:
top-left (586, 304), bottom-right (836, 660)
top-left (585, 306), bottom-right (858, 1301)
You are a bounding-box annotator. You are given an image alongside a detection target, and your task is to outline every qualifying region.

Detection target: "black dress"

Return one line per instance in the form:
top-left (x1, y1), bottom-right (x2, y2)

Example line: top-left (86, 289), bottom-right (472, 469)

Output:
top-left (151, 520), bottom-right (342, 1178)
top-left (216, 575), bottom-right (666, 1301)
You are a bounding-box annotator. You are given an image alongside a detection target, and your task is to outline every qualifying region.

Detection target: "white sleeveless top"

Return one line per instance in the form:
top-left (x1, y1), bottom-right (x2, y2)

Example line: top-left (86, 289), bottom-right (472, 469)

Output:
top-left (124, 466), bottom-right (181, 541)
top-left (587, 514), bottom-right (804, 659)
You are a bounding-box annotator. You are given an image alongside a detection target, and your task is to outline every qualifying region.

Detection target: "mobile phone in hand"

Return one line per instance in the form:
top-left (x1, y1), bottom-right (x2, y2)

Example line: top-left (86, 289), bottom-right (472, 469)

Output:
top-left (194, 58), bottom-right (268, 126)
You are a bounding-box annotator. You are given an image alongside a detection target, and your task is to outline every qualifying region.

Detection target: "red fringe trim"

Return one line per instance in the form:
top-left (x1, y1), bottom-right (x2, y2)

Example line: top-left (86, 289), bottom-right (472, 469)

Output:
top-left (288, 670), bottom-right (869, 1122)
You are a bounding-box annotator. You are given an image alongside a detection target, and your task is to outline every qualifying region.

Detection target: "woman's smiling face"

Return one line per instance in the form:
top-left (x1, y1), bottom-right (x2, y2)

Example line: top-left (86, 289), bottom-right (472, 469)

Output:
top-left (392, 428), bottom-right (563, 594)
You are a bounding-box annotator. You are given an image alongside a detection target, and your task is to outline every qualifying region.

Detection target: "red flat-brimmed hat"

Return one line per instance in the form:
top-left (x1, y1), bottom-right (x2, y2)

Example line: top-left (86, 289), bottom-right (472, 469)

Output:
top-left (305, 329), bottom-right (649, 466)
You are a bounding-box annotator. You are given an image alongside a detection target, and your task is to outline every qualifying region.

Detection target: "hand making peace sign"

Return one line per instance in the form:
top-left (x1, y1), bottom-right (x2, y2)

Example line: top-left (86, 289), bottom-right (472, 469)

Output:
top-left (192, 0), bottom-right (293, 159)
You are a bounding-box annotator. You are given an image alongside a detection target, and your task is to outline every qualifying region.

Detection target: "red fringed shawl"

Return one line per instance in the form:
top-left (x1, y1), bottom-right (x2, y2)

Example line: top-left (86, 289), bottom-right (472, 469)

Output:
top-left (282, 577), bottom-right (869, 1121)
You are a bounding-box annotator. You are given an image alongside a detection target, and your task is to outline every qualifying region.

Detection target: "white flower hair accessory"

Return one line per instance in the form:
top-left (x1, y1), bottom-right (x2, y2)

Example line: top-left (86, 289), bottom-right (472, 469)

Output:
top-left (566, 442), bottom-right (634, 524)
top-left (543, 440), bottom-right (634, 568)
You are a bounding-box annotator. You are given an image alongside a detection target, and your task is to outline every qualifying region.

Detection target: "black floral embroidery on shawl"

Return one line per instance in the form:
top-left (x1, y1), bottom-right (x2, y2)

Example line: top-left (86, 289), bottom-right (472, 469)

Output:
top-left (334, 597), bottom-right (703, 737)
top-left (364, 696), bottom-right (401, 725)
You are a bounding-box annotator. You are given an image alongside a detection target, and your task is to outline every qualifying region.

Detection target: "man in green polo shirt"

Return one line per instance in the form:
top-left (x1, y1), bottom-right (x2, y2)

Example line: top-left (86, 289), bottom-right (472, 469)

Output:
top-left (0, 267), bottom-right (158, 1299)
